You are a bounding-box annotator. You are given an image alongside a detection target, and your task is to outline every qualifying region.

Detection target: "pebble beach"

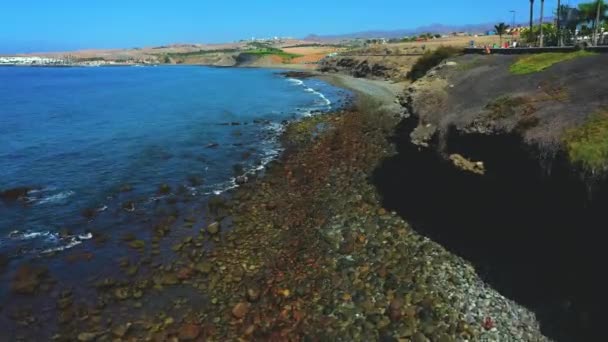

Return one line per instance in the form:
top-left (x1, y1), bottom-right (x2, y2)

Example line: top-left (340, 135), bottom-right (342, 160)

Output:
top-left (4, 74), bottom-right (550, 341)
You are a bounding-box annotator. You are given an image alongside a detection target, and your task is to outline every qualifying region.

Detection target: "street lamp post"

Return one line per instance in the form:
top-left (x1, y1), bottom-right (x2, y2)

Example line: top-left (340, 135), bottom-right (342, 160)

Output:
top-left (510, 10), bottom-right (516, 29)
top-left (557, 0), bottom-right (562, 46)
top-left (540, 0), bottom-right (545, 47)
top-left (530, 0), bottom-right (535, 31)
top-left (593, 0), bottom-right (602, 46)
top-left (510, 10), bottom-right (516, 44)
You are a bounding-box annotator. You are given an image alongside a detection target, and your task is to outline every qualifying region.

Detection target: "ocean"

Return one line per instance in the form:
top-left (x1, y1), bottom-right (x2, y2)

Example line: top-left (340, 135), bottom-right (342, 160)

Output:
top-left (0, 65), bottom-right (349, 259)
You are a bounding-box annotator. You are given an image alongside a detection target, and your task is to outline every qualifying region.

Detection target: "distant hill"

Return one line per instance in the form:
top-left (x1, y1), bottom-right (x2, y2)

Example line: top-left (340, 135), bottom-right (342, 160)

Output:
top-left (304, 18), bottom-right (554, 41)
top-left (303, 23), bottom-right (493, 41)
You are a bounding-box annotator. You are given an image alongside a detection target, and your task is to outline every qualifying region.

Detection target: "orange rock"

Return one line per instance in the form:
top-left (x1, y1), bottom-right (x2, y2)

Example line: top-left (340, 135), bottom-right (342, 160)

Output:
top-left (178, 324), bottom-right (200, 341)
top-left (177, 267), bottom-right (193, 280)
top-left (232, 302), bottom-right (249, 319)
top-left (11, 264), bottom-right (48, 294)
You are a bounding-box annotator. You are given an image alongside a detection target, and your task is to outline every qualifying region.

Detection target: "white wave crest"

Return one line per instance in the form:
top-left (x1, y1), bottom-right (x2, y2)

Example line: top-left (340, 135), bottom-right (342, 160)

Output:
top-left (36, 190), bottom-right (75, 205)
top-left (287, 78), bottom-right (304, 86)
top-left (9, 230), bottom-right (57, 241)
top-left (6, 229), bottom-right (94, 254)
top-left (307, 88), bottom-right (332, 106)
top-left (288, 78), bottom-right (332, 108)
top-left (41, 239), bottom-right (82, 254)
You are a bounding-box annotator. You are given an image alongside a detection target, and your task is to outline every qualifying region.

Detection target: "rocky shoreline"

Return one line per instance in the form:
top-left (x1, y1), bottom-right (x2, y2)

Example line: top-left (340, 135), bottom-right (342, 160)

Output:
top-left (5, 74), bottom-right (549, 341)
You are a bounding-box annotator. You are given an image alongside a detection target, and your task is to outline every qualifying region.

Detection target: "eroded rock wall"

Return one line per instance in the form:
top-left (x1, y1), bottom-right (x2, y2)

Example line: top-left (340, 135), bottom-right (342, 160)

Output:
top-left (374, 53), bottom-right (608, 342)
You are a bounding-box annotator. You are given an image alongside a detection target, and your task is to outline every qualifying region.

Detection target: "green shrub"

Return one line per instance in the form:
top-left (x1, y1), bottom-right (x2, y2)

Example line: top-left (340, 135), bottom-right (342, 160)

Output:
top-left (564, 111), bottom-right (608, 172)
top-left (485, 96), bottom-right (532, 119)
top-left (509, 51), bottom-right (596, 75)
top-left (242, 48), bottom-right (302, 61)
top-left (406, 46), bottom-right (463, 81)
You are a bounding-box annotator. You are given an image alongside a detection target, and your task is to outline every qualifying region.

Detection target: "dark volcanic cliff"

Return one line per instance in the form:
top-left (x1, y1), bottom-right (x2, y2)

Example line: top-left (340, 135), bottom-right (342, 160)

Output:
top-left (373, 53), bottom-right (608, 341)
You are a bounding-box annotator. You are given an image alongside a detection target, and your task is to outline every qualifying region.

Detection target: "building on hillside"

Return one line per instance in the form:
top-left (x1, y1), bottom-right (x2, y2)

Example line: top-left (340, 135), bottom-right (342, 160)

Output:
top-left (0, 56), bottom-right (66, 65)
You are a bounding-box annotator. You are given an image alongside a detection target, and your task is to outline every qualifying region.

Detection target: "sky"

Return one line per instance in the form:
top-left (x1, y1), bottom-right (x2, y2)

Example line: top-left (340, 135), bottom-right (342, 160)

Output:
top-left (0, 0), bottom-right (587, 53)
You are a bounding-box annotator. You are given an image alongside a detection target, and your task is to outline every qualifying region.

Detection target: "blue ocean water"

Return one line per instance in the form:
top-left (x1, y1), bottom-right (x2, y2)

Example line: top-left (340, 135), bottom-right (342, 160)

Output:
top-left (0, 66), bottom-right (348, 256)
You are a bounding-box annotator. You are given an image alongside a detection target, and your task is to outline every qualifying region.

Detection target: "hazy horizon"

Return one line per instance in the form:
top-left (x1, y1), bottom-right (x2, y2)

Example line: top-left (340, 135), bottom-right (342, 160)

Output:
top-left (1, 0), bottom-right (583, 54)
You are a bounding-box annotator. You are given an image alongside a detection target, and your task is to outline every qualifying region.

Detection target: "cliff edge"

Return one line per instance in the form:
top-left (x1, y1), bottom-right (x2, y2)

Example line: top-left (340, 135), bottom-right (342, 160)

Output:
top-left (374, 51), bottom-right (608, 341)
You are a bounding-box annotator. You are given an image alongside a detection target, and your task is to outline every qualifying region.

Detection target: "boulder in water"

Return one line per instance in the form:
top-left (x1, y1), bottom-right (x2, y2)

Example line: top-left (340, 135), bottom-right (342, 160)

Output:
top-left (11, 264), bottom-right (49, 295)
top-left (0, 187), bottom-right (35, 202)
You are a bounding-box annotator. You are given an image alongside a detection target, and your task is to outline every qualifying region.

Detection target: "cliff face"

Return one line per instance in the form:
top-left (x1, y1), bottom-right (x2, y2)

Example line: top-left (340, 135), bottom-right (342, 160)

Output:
top-left (318, 55), bottom-right (420, 80)
top-left (405, 54), bottom-right (607, 151)
top-left (373, 53), bottom-right (608, 341)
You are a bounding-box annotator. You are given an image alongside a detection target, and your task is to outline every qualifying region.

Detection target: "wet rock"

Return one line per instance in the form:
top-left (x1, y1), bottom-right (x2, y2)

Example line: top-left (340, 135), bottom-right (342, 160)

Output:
top-left (94, 278), bottom-right (116, 289)
top-left (122, 233), bottom-right (136, 242)
top-left (187, 175), bottom-right (203, 186)
top-left (178, 323), bottom-right (201, 340)
top-left (122, 201), bottom-right (135, 212)
top-left (232, 302), bottom-right (249, 319)
top-left (128, 240), bottom-right (145, 250)
top-left (0, 253), bottom-right (8, 272)
top-left (77, 332), bottom-right (100, 341)
top-left (57, 296), bottom-right (73, 310)
top-left (177, 267), bottom-right (193, 280)
top-left (389, 298), bottom-right (403, 322)
top-left (0, 187), bottom-right (35, 202)
top-left (114, 288), bottom-right (130, 300)
top-left (162, 273), bottom-right (179, 285)
top-left (437, 334), bottom-right (455, 342)
top-left (195, 261), bottom-right (213, 274)
top-left (81, 207), bottom-right (98, 220)
top-left (449, 154), bottom-right (485, 175)
top-left (119, 183), bottom-right (133, 192)
top-left (126, 265), bottom-right (139, 276)
top-left (235, 175), bottom-right (248, 185)
top-left (246, 287), bottom-right (260, 302)
top-left (279, 71), bottom-right (316, 79)
top-left (208, 195), bottom-right (227, 214)
top-left (412, 332), bottom-right (428, 342)
top-left (11, 264), bottom-right (48, 294)
top-left (207, 222), bottom-right (220, 235)
top-left (112, 323), bottom-right (131, 338)
top-left (158, 183), bottom-right (171, 195)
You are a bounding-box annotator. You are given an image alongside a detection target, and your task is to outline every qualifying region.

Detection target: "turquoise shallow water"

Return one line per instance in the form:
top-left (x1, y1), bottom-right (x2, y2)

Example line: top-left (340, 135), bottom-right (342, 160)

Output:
top-left (0, 65), bottom-right (349, 257)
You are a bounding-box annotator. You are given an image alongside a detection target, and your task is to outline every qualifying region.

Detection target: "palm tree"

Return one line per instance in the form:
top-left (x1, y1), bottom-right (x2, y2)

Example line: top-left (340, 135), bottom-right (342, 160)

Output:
top-left (594, 0), bottom-right (605, 45)
top-left (530, 0), bottom-right (535, 32)
top-left (540, 0), bottom-right (546, 46)
top-left (578, 0), bottom-right (606, 44)
top-left (557, 0), bottom-right (562, 46)
top-left (495, 23), bottom-right (511, 45)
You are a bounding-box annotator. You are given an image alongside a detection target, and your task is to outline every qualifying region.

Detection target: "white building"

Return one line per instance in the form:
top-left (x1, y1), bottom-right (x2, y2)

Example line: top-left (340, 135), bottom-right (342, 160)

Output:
top-left (0, 56), bottom-right (66, 65)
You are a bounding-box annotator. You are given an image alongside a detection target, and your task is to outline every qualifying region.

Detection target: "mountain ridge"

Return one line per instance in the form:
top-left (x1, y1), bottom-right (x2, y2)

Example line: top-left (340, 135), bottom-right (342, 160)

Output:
top-left (304, 18), bottom-right (554, 41)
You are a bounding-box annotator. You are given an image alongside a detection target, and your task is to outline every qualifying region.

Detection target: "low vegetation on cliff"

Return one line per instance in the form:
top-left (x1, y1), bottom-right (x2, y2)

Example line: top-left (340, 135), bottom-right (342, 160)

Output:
top-left (564, 110), bottom-right (608, 172)
top-left (509, 50), bottom-right (596, 75)
top-left (241, 47), bottom-right (302, 62)
top-left (406, 46), bottom-right (462, 81)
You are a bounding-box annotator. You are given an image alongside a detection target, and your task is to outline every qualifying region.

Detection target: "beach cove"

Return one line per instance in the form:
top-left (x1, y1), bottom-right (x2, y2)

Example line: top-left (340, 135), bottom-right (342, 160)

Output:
top-left (0, 63), bottom-right (553, 340)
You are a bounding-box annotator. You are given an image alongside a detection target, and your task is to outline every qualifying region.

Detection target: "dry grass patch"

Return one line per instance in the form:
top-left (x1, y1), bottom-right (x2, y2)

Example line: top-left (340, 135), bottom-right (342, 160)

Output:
top-left (564, 110), bottom-right (608, 173)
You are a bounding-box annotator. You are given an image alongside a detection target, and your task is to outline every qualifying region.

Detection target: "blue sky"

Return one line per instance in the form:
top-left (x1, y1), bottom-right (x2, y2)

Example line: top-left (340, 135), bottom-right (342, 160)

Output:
top-left (0, 0), bottom-right (585, 53)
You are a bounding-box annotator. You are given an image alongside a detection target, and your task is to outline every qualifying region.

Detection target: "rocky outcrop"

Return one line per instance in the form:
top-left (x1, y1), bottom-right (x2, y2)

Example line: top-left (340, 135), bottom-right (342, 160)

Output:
top-left (402, 54), bottom-right (608, 155)
top-left (0, 186), bottom-right (37, 203)
top-left (374, 53), bottom-right (608, 342)
top-left (318, 56), bottom-right (407, 80)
